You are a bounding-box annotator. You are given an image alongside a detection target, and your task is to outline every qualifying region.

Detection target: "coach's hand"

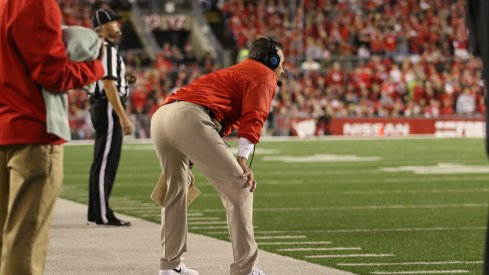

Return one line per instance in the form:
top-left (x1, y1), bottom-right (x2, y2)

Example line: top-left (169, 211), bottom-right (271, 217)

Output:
top-left (238, 156), bottom-right (256, 192)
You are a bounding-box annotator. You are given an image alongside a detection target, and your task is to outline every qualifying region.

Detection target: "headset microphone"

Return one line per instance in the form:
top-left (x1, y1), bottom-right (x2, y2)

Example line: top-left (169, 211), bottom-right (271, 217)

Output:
top-left (277, 80), bottom-right (282, 87)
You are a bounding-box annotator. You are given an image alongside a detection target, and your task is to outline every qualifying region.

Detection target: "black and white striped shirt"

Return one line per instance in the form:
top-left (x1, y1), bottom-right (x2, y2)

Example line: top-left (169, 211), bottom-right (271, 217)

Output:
top-left (89, 40), bottom-right (129, 101)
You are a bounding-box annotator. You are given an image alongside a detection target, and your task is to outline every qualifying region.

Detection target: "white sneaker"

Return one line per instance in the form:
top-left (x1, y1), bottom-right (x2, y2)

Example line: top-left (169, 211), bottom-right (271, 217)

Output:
top-left (246, 266), bottom-right (266, 275)
top-left (159, 263), bottom-right (199, 275)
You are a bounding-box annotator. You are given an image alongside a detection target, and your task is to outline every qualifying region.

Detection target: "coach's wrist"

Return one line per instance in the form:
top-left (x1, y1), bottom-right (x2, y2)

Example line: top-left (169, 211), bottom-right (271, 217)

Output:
top-left (237, 156), bottom-right (248, 164)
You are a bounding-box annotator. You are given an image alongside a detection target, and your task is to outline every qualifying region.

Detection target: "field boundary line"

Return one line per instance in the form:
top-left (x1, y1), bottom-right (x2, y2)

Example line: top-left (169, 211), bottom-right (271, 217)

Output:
top-left (65, 135), bottom-right (479, 146)
top-left (338, 261), bottom-right (483, 266)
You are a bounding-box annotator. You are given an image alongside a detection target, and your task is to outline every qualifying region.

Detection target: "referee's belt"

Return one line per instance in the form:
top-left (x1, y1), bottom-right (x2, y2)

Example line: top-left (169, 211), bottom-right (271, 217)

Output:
top-left (90, 94), bottom-right (127, 103)
top-left (167, 100), bottom-right (215, 119)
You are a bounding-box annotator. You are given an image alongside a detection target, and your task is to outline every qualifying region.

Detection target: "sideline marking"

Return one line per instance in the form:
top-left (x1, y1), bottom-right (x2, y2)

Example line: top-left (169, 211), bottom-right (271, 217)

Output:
top-left (187, 213), bottom-right (204, 217)
top-left (255, 235), bottom-right (307, 240)
top-left (263, 154), bottom-right (380, 163)
top-left (190, 226), bottom-right (228, 230)
top-left (191, 203), bottom-right (488, 213)
top-left (250, 188), bottom-right (489, 197)
top-left (207, 226), bottom-right (486, 235)
top-left (258, 241), bottom-right (332, 245)
top-left (122, 145), bottom-right (281, 155)
top-left (338, 261), bottom-right (483, 266)
top-left (261, 175), bottom-right (489, 185)
top-left (188, 217), bottom-right (221, 221)
top-left (65, 135), bottom-right (461, 147)
top-left (277, 247), bottom-right (361, 252)
top-left (187, 221), bottom-right (227, 225)
top-left (342, 188), bottom-right (489, 195)
top-left (306, 254), bottom-right (394, 259)
top-left (190, 226), bottom-right (259, 230)
top-left (371, 271), bottom-right (469, 274)
top-left (230, 148), bottom-right (281, 155)
top-left (381, 163), bottom-right (489, 174)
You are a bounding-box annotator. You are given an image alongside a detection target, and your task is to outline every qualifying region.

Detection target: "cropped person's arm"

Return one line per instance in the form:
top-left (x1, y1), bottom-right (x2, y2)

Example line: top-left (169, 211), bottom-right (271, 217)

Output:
top-left (10, 0), bottom-right (103, 92)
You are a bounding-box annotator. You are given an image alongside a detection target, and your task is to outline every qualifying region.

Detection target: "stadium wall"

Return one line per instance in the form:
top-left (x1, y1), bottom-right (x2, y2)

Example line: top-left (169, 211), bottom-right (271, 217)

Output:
top-left (291, 117), bottom-right (486, 138)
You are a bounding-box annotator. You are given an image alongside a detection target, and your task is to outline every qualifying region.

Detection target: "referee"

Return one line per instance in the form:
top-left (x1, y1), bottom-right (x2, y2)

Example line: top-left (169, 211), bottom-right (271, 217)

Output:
top-left (87, 9), bottom-right (133, 226)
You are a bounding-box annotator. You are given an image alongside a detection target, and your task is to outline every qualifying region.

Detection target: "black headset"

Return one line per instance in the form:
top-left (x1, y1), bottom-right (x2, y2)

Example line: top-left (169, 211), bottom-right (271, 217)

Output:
top-left (262, 37), bottom-right (281, 70)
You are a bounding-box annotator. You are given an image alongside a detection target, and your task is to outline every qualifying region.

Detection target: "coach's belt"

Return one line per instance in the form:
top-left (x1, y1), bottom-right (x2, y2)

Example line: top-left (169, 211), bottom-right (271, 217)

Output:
top-left (167, 100), bottom-right (215, 119)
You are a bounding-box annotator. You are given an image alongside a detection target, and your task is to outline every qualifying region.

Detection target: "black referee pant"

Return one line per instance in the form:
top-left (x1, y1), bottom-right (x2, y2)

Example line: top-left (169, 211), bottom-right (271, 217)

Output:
top-left (88, 98), bottom-right (123, 224)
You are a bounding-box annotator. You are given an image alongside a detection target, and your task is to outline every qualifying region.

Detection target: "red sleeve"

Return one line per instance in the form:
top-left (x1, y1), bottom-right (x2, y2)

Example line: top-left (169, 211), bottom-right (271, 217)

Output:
top-left (237, 81), bottom-right (276, 144)
top-left (10, 0), bottom-right (103, 92)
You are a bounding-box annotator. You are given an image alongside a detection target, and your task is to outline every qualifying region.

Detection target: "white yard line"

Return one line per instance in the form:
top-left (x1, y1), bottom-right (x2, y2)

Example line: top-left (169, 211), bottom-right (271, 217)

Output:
top-left (255, 235), bottom-right (307, 240)
top-left (340, 188), bottom-right (489, 195)
top-left (137, 213), bottom-right (161, 217)
top-left (338, 261), bottom-right (483, 266)
top-left (371, 270), bottom-right (469, 274)
top-left (113, 208), bottom-right (160, 213)
top-left (277, 247), bottom-right (361, 252)
top-left (208, 226), bottom-right (486, 235)
top-left (188, 217), bottom-right (222, 221)
top-left (258, 241), bottom-right (332, 245)
top-left (187, 212), bottom-right (204, 216)
top-left (248, 188), bottom-right (489, 197)
top-left (259, 135), bottom-right (445, 142)
top-left (306, 254), bottom-right (394, 259)
top-left (187, 221), bottom-right (228, 225)
top-left (189, 226), bottom-right (229, 230)
top-left (190, 203), bottom-right (487, 213)
top-left (261, 176), bottom-right (489, 185)
top-left (65, 135), bottom-right (448, 147)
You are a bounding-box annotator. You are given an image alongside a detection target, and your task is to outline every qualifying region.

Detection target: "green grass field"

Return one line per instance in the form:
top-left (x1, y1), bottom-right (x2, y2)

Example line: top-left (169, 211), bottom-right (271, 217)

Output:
top-left (62, 137), bottom-right (489, 274)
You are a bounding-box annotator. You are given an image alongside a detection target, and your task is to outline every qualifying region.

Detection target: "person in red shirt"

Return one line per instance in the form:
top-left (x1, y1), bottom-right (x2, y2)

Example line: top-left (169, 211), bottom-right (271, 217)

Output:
top-left (0, 0), bottom-right (103, 274)
top-left (151, 37), bottom-right (284, 275)
top-left (325, 62), bottom-right (345, 87)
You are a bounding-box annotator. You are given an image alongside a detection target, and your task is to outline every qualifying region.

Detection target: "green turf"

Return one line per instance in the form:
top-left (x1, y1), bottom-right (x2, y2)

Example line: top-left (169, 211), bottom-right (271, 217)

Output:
top-left (62, 137), bottom-right (489, 274)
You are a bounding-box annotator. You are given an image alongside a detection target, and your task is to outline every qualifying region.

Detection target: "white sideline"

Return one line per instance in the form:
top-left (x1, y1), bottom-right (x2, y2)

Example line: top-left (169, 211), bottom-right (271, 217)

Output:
top-left (64, 135), bottom-right (478, 147)
top-left (306, 254), bottom-right (395, 259)
top-left (337, 261), bottom-right (483, 266)
top-left (190, 203), bottom-right (488, 213)
top-left (255, 235), bottom-right (307, 239)
top-left (258, 241), bottom-right (333, 245)
top-left (371, 271), bottom-right (469, 274)
top-left (277, 247), bottom-right (361, 252)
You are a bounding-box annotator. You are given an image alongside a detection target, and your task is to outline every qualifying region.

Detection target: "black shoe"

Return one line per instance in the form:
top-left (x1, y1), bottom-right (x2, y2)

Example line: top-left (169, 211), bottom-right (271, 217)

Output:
top-left (96, 219), bottom-right (131, 227)
top-left (107, 219), bottom-right (131, 226)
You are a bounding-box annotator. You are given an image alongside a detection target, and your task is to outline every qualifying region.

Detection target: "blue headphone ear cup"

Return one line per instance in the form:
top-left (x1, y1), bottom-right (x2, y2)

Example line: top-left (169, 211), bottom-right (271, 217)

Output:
top-left (261, 37), bottom-right (280, 70)
top-left (268, 53), bottom-right (280, 70)
top-left (270, 56), bottom-right (279, 66)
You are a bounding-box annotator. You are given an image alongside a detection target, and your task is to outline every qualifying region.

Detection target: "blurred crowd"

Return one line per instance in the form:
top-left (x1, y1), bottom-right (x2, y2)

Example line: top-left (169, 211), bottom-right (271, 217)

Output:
top-left (60, 0), bottom-right (485, 139)
top-left (223, 0), bottom-right (469, 62)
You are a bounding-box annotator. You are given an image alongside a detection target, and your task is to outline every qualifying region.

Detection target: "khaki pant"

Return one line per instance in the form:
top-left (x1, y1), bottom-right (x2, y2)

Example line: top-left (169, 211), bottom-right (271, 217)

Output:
top-left (151, 101), bottom-right (257, 275)
top-left (0, 144), bottom-right (63, 275)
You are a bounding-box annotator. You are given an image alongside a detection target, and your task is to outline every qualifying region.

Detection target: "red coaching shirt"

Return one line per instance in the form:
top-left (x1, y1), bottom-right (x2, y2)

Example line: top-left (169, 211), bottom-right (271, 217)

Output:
top-left (0, 0), bottom-right (104, 145)
top-left (165, 59), bottom-right (278, 144)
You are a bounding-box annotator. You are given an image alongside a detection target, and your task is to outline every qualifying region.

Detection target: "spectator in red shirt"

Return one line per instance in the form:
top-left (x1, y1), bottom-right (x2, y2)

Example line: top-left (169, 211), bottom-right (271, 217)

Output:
top-left (151, 37), bottom-right (284, 275)
top-left (0, 0), bottom-right (103, 274)
top-left (384, 29), bottom-right (397, 58)
top-left (439, 95), bottom-right (455, 116)
top-left (326, 62), bottom-right (345, 86)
